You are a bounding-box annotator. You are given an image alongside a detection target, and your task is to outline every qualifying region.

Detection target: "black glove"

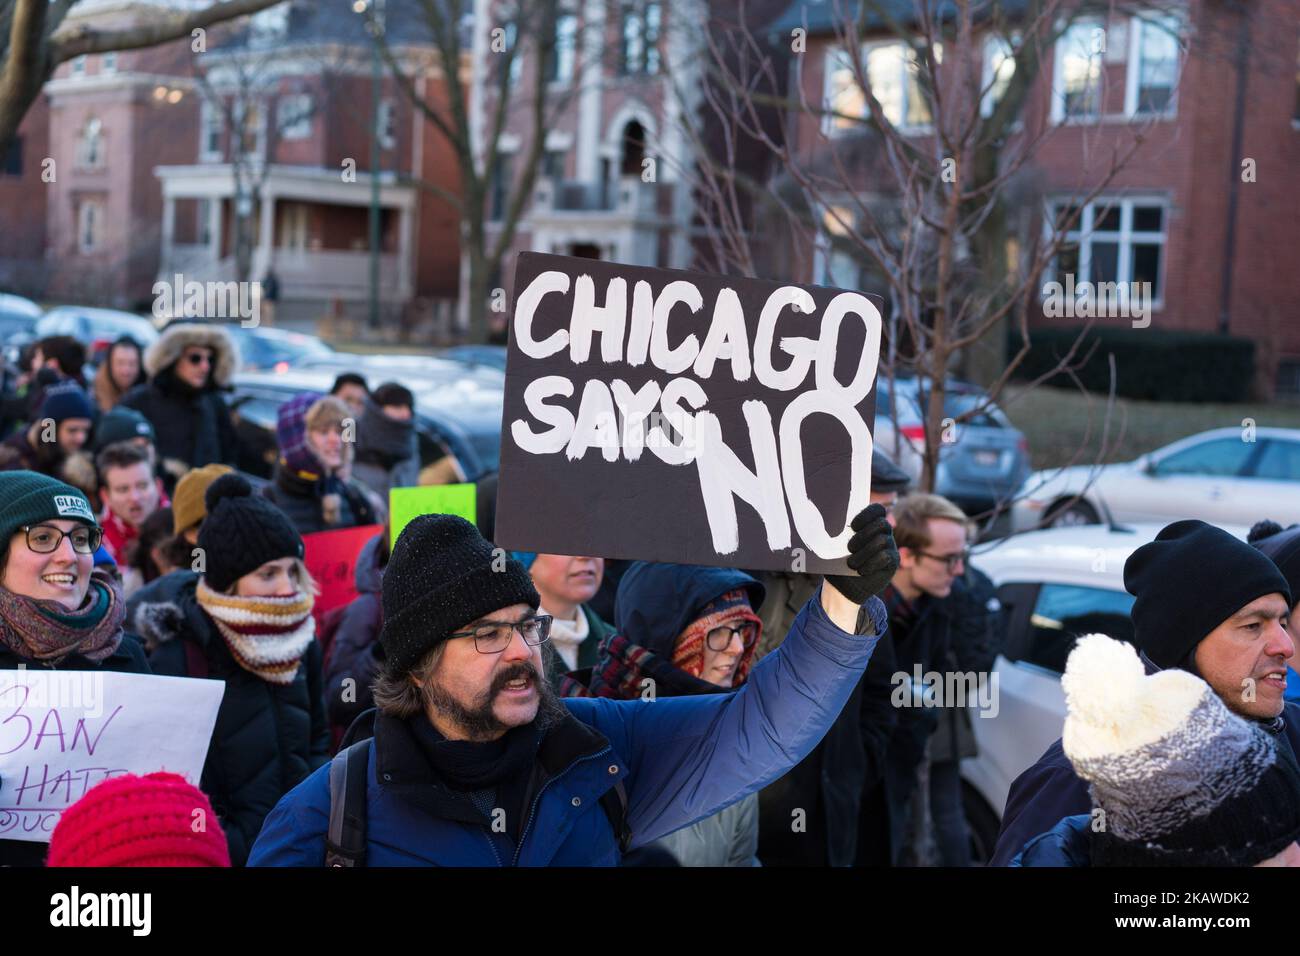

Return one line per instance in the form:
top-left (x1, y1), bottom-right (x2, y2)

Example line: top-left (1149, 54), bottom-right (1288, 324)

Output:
top-left (824, 503), bottom-right (900, 605)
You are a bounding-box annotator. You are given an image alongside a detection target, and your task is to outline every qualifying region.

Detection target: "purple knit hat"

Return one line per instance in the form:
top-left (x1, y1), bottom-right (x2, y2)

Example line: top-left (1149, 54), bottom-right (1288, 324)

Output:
top-left (276, 391), bottom-right (324, 476)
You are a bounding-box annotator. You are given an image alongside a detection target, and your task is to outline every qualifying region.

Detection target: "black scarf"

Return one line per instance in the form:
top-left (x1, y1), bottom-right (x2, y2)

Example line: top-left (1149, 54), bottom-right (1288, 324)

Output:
top-left (409, 717), bottom-right (543, 791)
top-left (354, 399), bottom-right (414, 469)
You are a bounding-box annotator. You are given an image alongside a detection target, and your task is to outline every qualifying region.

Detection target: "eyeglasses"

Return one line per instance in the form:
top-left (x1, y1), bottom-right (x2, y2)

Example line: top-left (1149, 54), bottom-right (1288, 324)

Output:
top-left (705, 622), bottom-right (759, 652)
top-left (448, 615), bottom-right (553, 654)
top-left (915, 549), bottom-right (970, 572)
top-left (183, 350), bottom-right (213, 366)
top-left (21, 524), bottom-right (102, 555)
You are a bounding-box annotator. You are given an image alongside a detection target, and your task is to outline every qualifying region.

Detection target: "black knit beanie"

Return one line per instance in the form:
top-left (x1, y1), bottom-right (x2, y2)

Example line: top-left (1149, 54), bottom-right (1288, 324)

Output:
top-left (1250, 520), bottom-right (1300, 609)
top-left (1124, 520), bottom-right (1293, 668)
top-left (380, 514), bottom-right (539, 674)
top-left (198, 473), bottom-right (304, 592)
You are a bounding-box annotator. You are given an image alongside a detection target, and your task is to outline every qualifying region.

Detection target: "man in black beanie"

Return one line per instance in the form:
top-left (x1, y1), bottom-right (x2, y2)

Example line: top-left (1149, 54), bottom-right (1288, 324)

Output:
top-left (989, 519), bottom-right (1296, 866)
top-left (249, 505), bottom-right (899, 866)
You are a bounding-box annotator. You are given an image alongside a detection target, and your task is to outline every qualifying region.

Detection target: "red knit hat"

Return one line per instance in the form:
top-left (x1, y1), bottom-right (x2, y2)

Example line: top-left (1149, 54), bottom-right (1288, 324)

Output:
top-left (46, 772), bottom-right (230, 867)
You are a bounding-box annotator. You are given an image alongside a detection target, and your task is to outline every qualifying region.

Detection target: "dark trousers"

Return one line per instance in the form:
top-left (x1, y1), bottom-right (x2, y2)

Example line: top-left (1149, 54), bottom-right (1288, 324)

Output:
top-left (928, 758), bottom-right (972, 867)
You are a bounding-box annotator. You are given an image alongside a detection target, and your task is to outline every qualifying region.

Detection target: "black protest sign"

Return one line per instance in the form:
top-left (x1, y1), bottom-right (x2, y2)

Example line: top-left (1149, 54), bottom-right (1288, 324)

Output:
top-left (494, 253), bottom-right (883, 574)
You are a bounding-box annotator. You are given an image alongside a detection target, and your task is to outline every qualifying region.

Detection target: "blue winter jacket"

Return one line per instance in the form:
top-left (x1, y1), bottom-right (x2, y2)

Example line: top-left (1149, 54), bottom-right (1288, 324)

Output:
top-left (1010, 814), bottom-right (1091, 867)
top-left (248, 584), bottom-right (882, 866)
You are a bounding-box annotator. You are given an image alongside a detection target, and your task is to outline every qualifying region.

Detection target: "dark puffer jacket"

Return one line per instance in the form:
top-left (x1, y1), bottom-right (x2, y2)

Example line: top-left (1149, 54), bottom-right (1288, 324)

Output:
top-left (132, 571), bottom-right (329, 866)
top-left (261, 465), bottom-right (378, 537)
top-left (120, 324), bottom-right (240, 491)
top-left (0, 632), bottom-right (151, 866)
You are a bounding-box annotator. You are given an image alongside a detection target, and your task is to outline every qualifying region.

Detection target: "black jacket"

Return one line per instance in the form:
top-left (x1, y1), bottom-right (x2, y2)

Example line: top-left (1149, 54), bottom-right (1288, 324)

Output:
top-left (120, 370), bottom-right (237, 491)
top-left (989, 698), bottom-right (1300, 866)
top-left (261, 465), bottom-right (378, 538)
top-left (755, 572), bottom-right (897, 867)
top-left (133, 571), bottom-right (330, 866)
top-left (0, 635), bottom-right (151, 867)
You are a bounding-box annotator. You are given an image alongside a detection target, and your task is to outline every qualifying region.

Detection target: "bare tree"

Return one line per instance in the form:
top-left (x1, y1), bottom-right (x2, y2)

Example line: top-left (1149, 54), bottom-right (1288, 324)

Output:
top-left (686, 0), bottom-right (1186, 512)
top-left (362, 0), bottom-right (602, 343)
top-left (0, 0), bottom-right (288, 154)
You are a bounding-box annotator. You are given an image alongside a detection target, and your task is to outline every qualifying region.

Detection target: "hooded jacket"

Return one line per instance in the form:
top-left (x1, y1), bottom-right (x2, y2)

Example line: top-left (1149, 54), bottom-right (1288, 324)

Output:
top-left (131, 570), bottom-right (329, 866)
top-left (119, 325), bottom-right (240, 489)
top-left (561, 562), bottom-right (766, 866)
top-left (248, 584), bottom-right (882, 867)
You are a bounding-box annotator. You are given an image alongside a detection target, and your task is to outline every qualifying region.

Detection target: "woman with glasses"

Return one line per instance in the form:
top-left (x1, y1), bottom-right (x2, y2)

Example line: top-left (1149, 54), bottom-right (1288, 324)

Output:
top-left (134, 473), bottom-right (329, 866)
top-left (0, 470), bottom-right (151, 866)
top-left (561, 561), bottom-right (767, 866)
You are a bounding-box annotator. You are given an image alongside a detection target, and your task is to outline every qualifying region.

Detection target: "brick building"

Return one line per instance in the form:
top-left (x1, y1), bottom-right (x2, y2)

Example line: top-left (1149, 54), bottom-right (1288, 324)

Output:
top-left (771, 0), bottom-right (1300, 395)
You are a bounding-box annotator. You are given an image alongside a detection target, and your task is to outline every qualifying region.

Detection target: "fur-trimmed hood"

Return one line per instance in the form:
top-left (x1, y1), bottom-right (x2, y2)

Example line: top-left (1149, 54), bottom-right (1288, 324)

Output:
top-left (144, 324), bottom-right (241, 387)
top-left (127, 570), bottom-right (211, 653)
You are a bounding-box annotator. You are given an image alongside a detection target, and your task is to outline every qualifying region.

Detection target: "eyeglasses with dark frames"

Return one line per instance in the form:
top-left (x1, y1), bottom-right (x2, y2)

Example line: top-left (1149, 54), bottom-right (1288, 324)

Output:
top-left (21, 524), bottom-right (103, 555)
top-left (705, 622), bottom-right (759, 652)
top-left (915, 549), bottom-right (970, 572)
top-left (447, 615), bottom-right (553, 654)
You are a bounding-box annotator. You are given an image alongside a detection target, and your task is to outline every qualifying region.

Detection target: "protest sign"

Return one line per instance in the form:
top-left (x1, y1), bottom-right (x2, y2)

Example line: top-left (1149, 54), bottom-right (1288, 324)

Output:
top-left (0, 671), bottom-right (224, 843)
top-left (303, 524), bottom-right (384, 616)
top-left (389, 484), bottom-right (478, 548)
top-left (495, 253), bottom-right (883, 574)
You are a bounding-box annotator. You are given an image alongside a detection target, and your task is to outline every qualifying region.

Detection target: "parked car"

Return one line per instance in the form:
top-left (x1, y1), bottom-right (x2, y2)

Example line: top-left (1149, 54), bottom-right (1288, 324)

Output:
top-left (441, 344), bottom-right (508, 371)
top-left (873, 377), bottom-right (1031, 516)
top-left (960, 522), bottom-right (1248, 862)
top-left (227, 361), bottom-right (504, 483)
top-left (225, 325), bottom-right (336, 372)
top-left (35, 306), bottom-right (159, 357)
top-left (1010, 426), bottom-right (1300, 532)
top-left (0, 294), bottom-right (42, 366)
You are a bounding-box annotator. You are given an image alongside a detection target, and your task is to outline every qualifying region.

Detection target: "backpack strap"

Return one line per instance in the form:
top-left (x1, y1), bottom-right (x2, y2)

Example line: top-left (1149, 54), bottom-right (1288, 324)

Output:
top-left (325, 739), bottom-right (371, 868)
top-left (599, 779), bottom-right (632, 854)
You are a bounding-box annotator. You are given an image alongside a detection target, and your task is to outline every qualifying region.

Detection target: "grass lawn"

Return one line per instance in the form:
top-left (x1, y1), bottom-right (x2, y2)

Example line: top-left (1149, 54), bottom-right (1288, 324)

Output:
top-left (998, 384), bottom-right (1300, 471)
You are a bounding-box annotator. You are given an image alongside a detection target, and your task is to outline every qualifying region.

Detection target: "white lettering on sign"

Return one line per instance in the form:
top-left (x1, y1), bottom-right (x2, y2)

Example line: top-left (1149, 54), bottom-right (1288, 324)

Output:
top-left (509, 271), bottom-right (882, 560)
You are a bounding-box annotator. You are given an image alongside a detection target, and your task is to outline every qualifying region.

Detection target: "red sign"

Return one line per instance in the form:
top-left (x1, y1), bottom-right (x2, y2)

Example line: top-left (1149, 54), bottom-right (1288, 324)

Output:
top-left (302, 524), bottom-right (383, 617)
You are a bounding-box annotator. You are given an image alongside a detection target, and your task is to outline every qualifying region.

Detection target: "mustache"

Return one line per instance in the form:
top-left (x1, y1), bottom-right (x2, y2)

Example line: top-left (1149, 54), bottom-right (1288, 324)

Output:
top-left (490, 661), bottom-right (542, 696)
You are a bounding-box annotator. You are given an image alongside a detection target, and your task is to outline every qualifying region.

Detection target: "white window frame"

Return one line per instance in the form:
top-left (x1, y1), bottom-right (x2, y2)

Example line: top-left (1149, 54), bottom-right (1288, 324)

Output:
top-left (1047, 196), bottom-right (1169, 308)
top-left (102, 52), bottom-right (118, 74)
top-left (824, 41), bottom-right (933, 136)
top-left (77, 117), bottom-right (104, 168)
top-left (1124, 12), bottom-right (1181, 118)
top-left (278, 93), bottom-right (313, 141)
top-left (78, 200), bottom-right (103, 253)
top-left (549, 12), bottom-right (578, 85)
top-left (71, 55), bottom-right (87, 78)
top-left (980, 33), bottom-right (1017, 119)
top-left (199, 98), bottom-right (223, 161)
top-left (1050, 18), bottom-right (1106, 124)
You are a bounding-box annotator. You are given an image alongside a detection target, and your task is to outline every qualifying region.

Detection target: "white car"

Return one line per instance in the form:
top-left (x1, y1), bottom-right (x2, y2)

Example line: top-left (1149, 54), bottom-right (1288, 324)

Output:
top-left (960, 522), bottom-right (1248, 861)
top-left (1010, 427), bottom-right (1300, 532)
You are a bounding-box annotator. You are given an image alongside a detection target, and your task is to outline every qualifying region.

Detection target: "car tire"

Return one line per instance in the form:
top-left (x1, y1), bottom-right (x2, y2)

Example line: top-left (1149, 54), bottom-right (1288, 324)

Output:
top-left (1046, 498), bottom-right (1100, 528)
top-left (962, 782), bottom-right (1000, 866)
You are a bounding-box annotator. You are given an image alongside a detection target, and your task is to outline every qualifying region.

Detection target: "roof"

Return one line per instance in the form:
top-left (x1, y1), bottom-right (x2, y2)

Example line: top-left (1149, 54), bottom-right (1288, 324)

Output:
top-left (971, 522), bottom-right (1251, 591)
top-left (223, 0), bottom-right (438, 52)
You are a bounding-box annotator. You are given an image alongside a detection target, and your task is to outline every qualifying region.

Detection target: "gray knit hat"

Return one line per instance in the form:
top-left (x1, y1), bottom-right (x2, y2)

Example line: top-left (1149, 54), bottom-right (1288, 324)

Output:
top-left (1062, 634), bottom-right (1300, 867)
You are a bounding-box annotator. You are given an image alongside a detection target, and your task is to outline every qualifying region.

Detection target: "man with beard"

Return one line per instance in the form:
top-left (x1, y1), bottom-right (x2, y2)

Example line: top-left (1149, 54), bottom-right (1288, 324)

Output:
top-left (0, 382), bottom-right (96, 491)
top-left (990, 519), bottom-right (1298, 865)
top-left (249, 507), bottom-right (899, 866)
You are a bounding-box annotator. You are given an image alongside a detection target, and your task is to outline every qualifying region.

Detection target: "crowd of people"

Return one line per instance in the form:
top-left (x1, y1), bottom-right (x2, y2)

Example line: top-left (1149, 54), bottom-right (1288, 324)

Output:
top-left (1, 323), bottom-right (1299, 869)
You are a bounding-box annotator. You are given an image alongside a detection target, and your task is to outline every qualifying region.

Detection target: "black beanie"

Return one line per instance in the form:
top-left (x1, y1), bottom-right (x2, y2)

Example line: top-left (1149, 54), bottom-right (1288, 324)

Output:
top-left (1124, 520), bottom-right (1293, 668)
top-left (1250, 521), bottom-right (1300, 609)
top-left (380, 514), bottom-right (539, 674)
top-left (198, 473), bottom-right (304, 592)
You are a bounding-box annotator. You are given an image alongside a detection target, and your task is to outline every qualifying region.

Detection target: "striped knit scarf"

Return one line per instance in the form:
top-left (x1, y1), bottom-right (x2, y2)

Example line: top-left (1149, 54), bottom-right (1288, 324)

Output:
top-left (194, 579), bottom-right (315, 685)
top-left (0, 568), bottom-right (125, 665)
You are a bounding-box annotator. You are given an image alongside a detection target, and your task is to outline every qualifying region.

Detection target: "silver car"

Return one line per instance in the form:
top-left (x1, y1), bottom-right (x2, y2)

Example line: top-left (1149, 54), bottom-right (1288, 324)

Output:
top-left (874, 377), bottom-right (1031, 516)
